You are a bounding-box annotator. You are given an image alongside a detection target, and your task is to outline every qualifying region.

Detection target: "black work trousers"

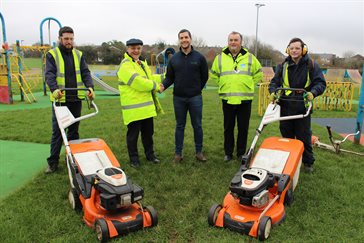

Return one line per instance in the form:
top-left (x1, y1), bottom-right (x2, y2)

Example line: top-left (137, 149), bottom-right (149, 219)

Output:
top-left (47, 101), bottom-right (81, 166)
top-left (222, 100), bottom-right (252, 157)
top-left (279, 115), bottom-right (315, 165)
top-left (126, 117), bottom-right (155, 162)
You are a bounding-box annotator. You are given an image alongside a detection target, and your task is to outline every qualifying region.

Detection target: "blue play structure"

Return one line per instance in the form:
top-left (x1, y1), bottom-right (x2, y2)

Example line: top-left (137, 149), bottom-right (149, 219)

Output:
top-left (155, 47), bottom-right (175, 74)
top-left (39, 17), bottom-right (62, 95)
top-left (354, 64), bottom-right (364, 144)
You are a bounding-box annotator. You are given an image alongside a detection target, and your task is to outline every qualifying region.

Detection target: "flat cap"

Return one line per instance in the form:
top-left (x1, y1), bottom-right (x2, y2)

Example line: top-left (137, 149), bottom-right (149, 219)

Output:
top-left (126, 38), bottom-right (143, 46)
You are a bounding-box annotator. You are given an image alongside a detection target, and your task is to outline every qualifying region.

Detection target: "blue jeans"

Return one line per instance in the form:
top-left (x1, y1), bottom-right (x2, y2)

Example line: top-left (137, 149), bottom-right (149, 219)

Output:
top-left (173, 95), bottom-right (203, 155)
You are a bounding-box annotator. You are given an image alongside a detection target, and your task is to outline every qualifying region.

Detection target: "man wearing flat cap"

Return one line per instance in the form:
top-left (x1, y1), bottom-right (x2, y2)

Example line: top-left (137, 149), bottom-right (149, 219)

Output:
top-left (117, 38), bottom-right (164, 168)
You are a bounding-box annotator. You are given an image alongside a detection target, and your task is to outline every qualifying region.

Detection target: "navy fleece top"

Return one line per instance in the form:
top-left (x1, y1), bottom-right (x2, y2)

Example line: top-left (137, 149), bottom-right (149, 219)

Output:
top-left (163, 47), bottom-right (208, 98)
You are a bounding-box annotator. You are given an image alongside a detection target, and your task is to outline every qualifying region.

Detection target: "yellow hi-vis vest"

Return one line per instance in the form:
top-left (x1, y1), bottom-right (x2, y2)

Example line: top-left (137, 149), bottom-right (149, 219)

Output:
top-left (282, 61), bottom-right (310, 96)
top-left (210, 47), bottom-right (263, 105)
top-left (48, 47), bottom-right (85, 102)
top-left (117, 53), bottom-right (163, 125)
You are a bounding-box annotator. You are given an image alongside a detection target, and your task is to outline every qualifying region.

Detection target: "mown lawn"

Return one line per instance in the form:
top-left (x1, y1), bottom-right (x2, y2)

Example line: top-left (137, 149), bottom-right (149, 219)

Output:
top-left (0, 86), bottom-right (363, 242)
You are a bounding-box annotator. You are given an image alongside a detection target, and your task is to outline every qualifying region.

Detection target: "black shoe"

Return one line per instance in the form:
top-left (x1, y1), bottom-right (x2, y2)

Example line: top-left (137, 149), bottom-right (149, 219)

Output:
top-left (304, 164), bottom-right (314, 173)
top-left (45, 163), bottom-right (58, 174)
top-left (147, 156), bottom-right (160, 164)
top-left (224, 155), bottom-right (232, 162)
top-left (130, 160), bottom-right (141, 168)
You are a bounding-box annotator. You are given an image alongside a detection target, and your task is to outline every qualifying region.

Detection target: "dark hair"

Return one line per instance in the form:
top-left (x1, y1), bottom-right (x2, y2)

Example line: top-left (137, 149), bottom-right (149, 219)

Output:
top-left (178, 29), bottom-right (191, 38)
top-left (59, 26), bottom-right (74, 37)
top-left (288, 37), bottom-right (305, 48)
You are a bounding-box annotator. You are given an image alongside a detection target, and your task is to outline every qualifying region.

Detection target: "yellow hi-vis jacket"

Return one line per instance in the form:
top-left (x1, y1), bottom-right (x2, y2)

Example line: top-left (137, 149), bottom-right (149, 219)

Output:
top-left (48, 47), bottom-right (85, 102)
top-left (282, 61), bottom-right (310, 96)
top-left (117, 53), bottom-right (164, 125)
top-left (210, 47), bottom-right (263, 105)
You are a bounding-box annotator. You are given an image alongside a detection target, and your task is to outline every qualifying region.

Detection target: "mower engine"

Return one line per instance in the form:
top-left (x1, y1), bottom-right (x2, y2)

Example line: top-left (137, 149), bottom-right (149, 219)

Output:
top-left (229, 168), bottom-right (275, 208)
top-left (95, 167), bottom-right (144, 210)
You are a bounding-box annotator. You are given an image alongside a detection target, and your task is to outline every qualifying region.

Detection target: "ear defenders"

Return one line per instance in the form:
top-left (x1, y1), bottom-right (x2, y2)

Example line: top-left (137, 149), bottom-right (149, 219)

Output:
top-left (286, 43), bottom-right (308, 56)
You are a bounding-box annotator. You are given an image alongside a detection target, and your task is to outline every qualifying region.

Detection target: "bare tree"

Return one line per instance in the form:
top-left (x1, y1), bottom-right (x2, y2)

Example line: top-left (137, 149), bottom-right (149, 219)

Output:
top-left (343, 51), bottom-right (355, 58)
top-left (192, 35), bottom-right (207, 48)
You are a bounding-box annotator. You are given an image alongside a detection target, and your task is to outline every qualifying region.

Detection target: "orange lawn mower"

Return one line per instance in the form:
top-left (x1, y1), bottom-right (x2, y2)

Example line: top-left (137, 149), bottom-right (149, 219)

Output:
top-left (54, 88), bottom-right (158, 242)
top-left (208, 88), bottom-right (312, 241)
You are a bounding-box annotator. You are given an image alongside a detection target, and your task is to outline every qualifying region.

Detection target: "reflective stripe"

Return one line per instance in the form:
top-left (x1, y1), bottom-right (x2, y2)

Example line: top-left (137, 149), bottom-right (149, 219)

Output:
top-left (77, 82), bottom-right (84, 87)
top-left (219, 92), bottom-right (254, 97)
top-left (53, 48), bottom-right (61, 77)
top-left (74, 49), bottom-right (81, 62)
top-left (220, 70), bottom-right (251, 76)
top-left (210, 69), bottom-right (219, 76)
top-left (282, 62), bottom-right (288, 88)
top-left (217, 53), bottom-right (253, 76)
top-left (58, 85), bottom-right (65, 89)
top-left (122, 101), bottom-right (153, 110)
top-left (76, 70), bottom-right (81, 74)
top-left (152, 81), bottom-right (156, 91)
top-left (247, 54), bottom-right (252, 73)
top-left (127, 73), bottom-right (139, 86)
top-left (283, 61), bottom-right (310, 95)
top-left (118, 81), bottom-right (126, 85)
top-left (122, 59), bottom-right (130, 64)
top-left (254, 68), bottom-right (262, 75)
top-left (218, 54), bottom-right (222, 73)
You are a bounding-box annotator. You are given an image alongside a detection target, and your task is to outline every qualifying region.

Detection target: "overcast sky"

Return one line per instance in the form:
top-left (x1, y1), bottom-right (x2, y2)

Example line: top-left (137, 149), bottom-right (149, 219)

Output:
top-left (1, 0), bottom-right (363, 57)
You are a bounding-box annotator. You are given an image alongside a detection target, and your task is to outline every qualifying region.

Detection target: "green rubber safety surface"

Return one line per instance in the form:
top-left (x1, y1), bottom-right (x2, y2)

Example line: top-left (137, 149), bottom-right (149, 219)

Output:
top-left (0, 140), bottom-right (49, 200)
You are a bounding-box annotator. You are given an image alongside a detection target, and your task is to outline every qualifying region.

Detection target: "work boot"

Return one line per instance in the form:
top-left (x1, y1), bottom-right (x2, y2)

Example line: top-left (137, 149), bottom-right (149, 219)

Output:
top-left (196, 152), bottom-right (207, 162)
top-left (224, 155), bottom-right (233, 162)
top-left (173, 154), bottom-right (183, 163)
top-left (130, 159), bottom-right (141, 168)
top-left (45, 163), bottom-right (58, 174)
top-left (147, 155), bottom-right (160, 164)
top-left (304, 164), bottom-right (314, 173)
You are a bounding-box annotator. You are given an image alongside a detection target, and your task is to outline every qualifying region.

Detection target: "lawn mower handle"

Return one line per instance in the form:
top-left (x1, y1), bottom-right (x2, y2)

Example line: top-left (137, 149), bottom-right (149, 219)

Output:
top-left (241, 87), bottom-right (312, 168)
top-left (274, 87), bottom-right (307, 94)
top-left (53, 87), bottom-right (98, 128)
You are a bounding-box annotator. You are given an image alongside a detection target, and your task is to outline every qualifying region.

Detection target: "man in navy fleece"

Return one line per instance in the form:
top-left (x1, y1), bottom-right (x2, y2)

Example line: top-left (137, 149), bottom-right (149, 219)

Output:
top-left (161, 29), bottom-right (209, 163)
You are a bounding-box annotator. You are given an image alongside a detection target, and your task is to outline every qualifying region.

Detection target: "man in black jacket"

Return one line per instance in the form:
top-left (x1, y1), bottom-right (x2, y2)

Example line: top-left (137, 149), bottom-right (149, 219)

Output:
top-left (161, 29), bottom-right (209, 163)
top-left (45, 26), bottom-right (94, 173)
top-left (269, 37), bottom-right (326, 173)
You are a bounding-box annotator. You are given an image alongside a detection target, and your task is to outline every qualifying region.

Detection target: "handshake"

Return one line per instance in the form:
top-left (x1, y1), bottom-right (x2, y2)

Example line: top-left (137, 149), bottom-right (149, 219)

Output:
top-left (158, 83), bottom-right (165, 93)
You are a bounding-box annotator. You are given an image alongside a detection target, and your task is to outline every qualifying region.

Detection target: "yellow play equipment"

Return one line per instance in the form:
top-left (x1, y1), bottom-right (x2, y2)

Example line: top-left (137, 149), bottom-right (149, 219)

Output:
top-left (0, 41), bottom-right (44, 104)
top-left (258, 82), bottom-right (354, 116)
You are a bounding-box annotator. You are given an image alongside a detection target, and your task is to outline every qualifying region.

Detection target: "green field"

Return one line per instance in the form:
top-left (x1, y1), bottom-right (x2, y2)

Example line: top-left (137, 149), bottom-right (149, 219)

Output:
top-left (0, 85), bottom-right (363, 242)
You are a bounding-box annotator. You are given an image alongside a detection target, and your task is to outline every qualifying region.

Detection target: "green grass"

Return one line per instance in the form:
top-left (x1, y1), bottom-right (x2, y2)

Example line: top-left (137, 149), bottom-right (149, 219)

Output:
top-left (23, 57), bottom-right (43, 69)
top-left (0, 88), bottom-right (363, 242)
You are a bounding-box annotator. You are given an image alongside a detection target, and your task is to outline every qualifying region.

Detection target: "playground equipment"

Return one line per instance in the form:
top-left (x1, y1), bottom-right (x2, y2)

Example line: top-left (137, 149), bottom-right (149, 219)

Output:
top-left (91, 73), bottom-right (119, 94)
top-left (56, 89), bottom-right (157, 242)
top-left (208, 88), bottom-right (312, 241)
top-left (261, 67), bottom-right (274, 82)
top-left (258, 81), bottom-right (354, 116)
top-left (155, 47), bottom-right (175, 74)
top-left (354, 64), bottom-right (364, 144)
top-left (345, 69), bottom-right (362, 85)
top-left (0, 13), bottom-right (37, 104)
top-left (39, 17), bottom-right (62, 95)
top-left (312, 123), bottom-right (363, 156)
top-left (0, 12), bottom-right (13, 104)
